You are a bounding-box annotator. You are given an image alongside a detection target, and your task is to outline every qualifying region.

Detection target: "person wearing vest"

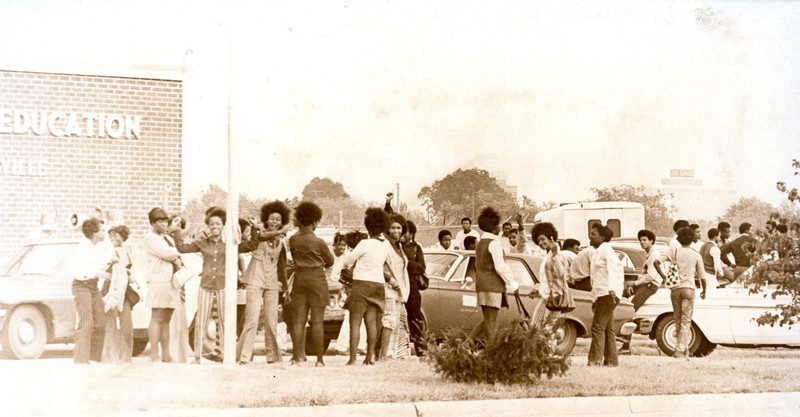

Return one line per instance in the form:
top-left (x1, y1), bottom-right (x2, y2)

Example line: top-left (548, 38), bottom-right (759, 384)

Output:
top-left (700, 228), bottom-right (725, 291)
top-left (469, 207), bottom-right (519, 341)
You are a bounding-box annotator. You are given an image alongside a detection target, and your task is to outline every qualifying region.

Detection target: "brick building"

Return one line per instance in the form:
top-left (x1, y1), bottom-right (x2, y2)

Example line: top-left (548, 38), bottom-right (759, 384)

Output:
top-left (0, 67), bottom-right (183, 264)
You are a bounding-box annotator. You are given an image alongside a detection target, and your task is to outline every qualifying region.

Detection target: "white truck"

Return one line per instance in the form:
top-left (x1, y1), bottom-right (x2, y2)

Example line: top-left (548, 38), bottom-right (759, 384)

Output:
top-left (533, 202), bottom-right (645, 247)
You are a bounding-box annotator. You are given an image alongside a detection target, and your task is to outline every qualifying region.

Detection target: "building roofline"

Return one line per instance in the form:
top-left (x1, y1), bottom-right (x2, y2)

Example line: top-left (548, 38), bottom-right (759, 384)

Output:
top-left (0, 59), bottom-right (183, 81)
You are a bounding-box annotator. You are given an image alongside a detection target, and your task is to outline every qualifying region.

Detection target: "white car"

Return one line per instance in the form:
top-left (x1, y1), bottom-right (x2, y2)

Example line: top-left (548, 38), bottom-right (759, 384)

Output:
top-left (632, 281), bottom-right (800, 357)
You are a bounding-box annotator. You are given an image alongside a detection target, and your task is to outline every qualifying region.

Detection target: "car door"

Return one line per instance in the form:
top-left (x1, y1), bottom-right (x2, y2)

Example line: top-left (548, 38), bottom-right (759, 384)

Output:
top-left (725, 286), bottom-right (799, 345)
top-left (435, 255), bottom-right (483, 333)
top-left (421, 252), bottom-right (468, 334)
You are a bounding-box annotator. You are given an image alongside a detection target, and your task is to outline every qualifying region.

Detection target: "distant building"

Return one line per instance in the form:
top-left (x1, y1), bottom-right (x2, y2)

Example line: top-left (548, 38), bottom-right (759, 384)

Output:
top-left (0, 65), bottom-right (183, 264)
top-left (650, 169), bottom-right (737, 221)
top-left (491, 170), bottom-right (518, 200)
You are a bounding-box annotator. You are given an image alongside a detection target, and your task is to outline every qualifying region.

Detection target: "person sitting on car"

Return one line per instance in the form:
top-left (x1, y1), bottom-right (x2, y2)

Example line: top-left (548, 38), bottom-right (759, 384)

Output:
top-left (469, 207), bottom-right (519, 341)
top-left (700, 228), bottom-right (725, 289)
top-left (430, 229), bottom-right (453, 251)
top-left (619, 229), bottom-right (663, 355)
top-left (720, 222), bottom-right (757, 280)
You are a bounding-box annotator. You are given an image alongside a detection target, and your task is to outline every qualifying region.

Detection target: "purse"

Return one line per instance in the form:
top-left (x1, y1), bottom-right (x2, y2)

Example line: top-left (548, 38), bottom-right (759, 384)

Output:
top-left (124, 284), bottom-right (141, 307)
top-left (513, 292), bottom-right (532, 330)
top-left (546, 290), bottom-right (576, 313)
top-left (171, 266), bottom-right (194, 289)
top-left (418, 273), bottom-right (430, 291)
top-left (664, 248), bottom-right (681, 289)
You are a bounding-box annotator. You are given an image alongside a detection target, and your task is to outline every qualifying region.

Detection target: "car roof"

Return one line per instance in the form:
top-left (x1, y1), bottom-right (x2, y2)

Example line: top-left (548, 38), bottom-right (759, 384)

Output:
top-left (612, 236), bottom-right (670, 245)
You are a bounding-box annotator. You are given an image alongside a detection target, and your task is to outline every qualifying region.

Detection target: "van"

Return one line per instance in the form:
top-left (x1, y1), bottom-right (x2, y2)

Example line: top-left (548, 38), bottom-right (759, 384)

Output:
top-left (533, 202), bottom-right (645, 247)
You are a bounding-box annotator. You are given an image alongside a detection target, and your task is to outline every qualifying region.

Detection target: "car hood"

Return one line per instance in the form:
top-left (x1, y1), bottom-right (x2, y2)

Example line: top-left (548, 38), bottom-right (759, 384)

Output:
top-left (0, 274), bottom-right (71, 305)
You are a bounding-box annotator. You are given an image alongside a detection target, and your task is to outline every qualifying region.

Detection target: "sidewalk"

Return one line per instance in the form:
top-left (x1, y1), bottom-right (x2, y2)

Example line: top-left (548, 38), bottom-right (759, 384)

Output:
top-left (63, 392), bottom-right (799, 417)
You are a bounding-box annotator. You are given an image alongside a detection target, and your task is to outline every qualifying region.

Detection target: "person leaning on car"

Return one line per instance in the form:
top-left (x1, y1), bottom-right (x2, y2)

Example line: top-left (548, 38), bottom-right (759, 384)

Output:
top-left (619, 229), bottom-right (662, 355)
top-left (63, 217), bottom-right (114, 364)
top-left (587, 224), bottom-right (624, 367)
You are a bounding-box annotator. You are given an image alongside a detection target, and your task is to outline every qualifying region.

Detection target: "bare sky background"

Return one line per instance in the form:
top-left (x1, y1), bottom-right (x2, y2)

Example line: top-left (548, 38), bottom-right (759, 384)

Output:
top-left (2, 0), bottom-right (799, 216)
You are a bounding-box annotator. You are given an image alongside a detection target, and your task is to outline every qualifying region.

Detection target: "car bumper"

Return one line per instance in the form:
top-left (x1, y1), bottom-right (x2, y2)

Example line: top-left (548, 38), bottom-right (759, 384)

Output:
top-left (631, 318), bottom-right (653, 335)
top-left (620, 321), bottom-right (637, 336)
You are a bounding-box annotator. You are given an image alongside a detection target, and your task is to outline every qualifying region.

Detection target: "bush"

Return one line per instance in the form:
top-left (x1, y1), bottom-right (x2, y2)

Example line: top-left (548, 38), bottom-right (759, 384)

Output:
top-left (424, 320), bottom-right (570, 385)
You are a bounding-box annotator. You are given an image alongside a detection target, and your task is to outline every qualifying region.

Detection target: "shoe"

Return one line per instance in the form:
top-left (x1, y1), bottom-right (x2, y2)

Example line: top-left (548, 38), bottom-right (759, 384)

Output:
top-left (203, 353), bottom-right (223, 363)
top-left (619, 348), bottom-right (632, 356)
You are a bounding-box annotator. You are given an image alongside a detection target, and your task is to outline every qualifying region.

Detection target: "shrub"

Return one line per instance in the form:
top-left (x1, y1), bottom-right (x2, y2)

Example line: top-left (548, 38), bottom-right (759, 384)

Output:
top-left (424, 320), bottom-right (570, 385)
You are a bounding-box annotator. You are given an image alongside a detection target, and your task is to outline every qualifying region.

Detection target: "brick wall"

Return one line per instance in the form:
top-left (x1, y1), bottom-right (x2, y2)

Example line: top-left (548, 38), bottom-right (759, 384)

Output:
top-left (0, 70), bottom-right (182, 264)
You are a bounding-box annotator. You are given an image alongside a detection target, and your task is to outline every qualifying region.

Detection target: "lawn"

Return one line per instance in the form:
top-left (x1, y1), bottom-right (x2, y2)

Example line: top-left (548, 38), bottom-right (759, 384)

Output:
top-left (3, 338), bottom-right (800, 416)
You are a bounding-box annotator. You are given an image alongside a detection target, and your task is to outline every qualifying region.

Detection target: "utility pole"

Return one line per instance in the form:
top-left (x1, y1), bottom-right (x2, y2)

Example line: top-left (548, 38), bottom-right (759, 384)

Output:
top-left (222, 23), bottom-right (237, 365)
top-left (396, 183), bottom-right (400, 212)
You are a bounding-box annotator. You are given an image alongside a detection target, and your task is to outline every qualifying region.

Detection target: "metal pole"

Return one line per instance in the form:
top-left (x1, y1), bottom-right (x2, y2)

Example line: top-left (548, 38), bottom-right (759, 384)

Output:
top-left (396, 183), bottom-right (400, 212)
top-left (223, 23), bottom-right (238, 365)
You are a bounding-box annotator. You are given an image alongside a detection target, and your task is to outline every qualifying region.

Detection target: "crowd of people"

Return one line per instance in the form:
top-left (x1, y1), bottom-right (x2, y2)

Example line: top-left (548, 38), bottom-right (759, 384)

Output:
top-left (66, 193), bottom-right (788, 367)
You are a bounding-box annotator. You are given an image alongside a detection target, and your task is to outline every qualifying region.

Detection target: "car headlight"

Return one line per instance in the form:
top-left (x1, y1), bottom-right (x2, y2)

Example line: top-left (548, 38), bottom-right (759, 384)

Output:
top-left (329, 294), bottom-right (337, 309)
top-left (337, 290), bottom-right (347, 309)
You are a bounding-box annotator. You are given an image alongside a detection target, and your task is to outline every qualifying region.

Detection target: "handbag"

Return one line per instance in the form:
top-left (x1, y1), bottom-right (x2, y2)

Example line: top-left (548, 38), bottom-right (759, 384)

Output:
top-left (418, 273), bottom-right (430, 291)
top-left (545, 290), bottom-right (576, 313)
top-left (124, 284), bottom-right (140, 307)
top-left (339, 266), bottom-right (354, 287)
top-left (513, 292), bottom-right (532, 330)
top-left (664, 248), bottom-right (681, 289)
top-left (171, 266), bottom-right (194, 289)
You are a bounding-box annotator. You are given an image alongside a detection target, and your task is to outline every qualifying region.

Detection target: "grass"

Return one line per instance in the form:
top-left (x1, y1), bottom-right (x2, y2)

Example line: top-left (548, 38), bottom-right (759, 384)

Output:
top-left (3, 338), bottom-right (800, 416)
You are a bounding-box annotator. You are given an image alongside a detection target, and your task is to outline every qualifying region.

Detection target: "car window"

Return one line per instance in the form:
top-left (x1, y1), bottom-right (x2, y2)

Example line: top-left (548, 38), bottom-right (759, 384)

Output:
top-left (507, 258), bottom-right (535, 287)
top-left (5, 243), bottom-right (77, 276)
top-left (425, 253), bottom-right (459, 281)
top-left (616, 251), bottom-right (636, 270)
top-left (606, 219), bottom-right (621, 239)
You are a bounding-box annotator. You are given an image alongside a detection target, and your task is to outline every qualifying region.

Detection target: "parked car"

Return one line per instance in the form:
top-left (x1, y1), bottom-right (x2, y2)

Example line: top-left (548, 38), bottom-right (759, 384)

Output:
top-left (631, 282), bottom-right (800, 357)
top-left (421, 249), bottom-right (635, 356)
top-left (0, 239), bottom-right (344, 359)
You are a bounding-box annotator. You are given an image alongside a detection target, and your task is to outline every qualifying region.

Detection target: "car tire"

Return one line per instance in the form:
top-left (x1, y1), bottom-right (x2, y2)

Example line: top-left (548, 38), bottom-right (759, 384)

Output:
top-left (553, 320), bottom-right (578, 356)
top-left (132, 338), bottom-right (148, 357)
top-left (655, 316), bottom-right (702, 356)
top-left (692, 336), bottom-right (718, 357)
top-left (0, 305), bottom-right (48, 360)
top-left (188, 316), bottom-right (218, 355)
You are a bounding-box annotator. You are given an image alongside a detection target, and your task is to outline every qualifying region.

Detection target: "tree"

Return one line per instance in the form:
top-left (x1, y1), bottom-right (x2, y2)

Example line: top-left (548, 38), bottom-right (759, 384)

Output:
top-left (718, 197), bottom-right (776, 232)
top-left (418, 168), bottom-right (517, 226)
top-left (301, 177), bottom-right (350, 200)
top-left (182, 185), bottom-right (271, 236)
top-left (747, 158), bottom-right (800, 327)
top-left (518, 195), bottom-right (558, 224)
top-left (592, 185), bottom-right (673, 236)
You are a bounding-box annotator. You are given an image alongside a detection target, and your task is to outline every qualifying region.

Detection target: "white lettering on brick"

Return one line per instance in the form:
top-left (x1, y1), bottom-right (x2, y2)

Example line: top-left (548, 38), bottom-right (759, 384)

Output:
top-left (0, 109), bottom-right (11, 133)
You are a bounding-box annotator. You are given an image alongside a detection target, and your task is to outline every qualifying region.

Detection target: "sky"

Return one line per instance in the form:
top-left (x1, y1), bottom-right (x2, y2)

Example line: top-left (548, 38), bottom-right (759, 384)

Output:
top-left (2, 0), bottom-right (799, 216)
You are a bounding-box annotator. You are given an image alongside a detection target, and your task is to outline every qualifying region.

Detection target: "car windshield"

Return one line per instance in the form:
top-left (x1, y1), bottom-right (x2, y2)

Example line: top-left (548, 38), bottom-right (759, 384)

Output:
top-left (3, 243), bottom-right (77, 276)
top-left (425, 253), bottom-right (459, 280)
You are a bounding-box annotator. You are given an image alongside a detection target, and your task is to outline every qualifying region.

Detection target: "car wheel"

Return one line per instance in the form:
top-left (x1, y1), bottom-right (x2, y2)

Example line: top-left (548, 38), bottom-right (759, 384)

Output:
top-left (655, 316), bottom-right (702, 356)
top-left (0, 305), bottom-right (48, 360)
top-left (692, 336), bottom-right (718, 357)
top-left (132, 338), bottom-right (148, 357)
top-left (188, 316), bottom-right (218, 355)
top-left (553, 320), bottom-right (578, 356)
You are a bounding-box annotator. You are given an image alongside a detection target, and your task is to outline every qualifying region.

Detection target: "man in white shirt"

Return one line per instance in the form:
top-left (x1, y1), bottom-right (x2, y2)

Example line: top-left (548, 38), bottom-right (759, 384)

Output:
top-left (588, 224), bottom-right (623, 367)
top-left (64, 217), bottom-right (113, 364)
top-left (569, 245), bottom-right (594, 292)
top-left (454, 217), bottom-right (480, 250)
top-left (501, 213), bottom-right (527, 253)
